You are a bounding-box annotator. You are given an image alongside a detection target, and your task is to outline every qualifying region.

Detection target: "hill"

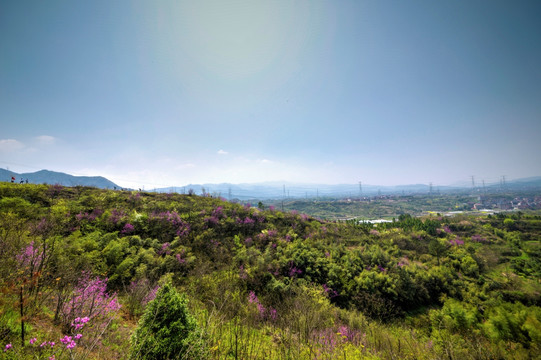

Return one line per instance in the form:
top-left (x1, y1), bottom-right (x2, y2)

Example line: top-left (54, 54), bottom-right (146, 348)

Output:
top-left (0, 168), bottom-right (119, 189)
top-left (0, 183), bottom-right (540, 359)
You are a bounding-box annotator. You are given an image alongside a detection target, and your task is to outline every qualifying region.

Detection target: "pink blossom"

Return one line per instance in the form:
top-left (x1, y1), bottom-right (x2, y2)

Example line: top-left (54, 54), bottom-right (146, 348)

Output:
top-left (176, 250), bottom-right (186, 264)
top-left (62, 273), bottom-right (120, 329)
top-left (60, 335), bottom-right (72, 344)
top-left (16, 241), bottom-right (44, 268)
top-left (257, 303), bottom-right (266, 317)
top-left (4, 343), bottom-right (12, 351)
top-left (142, 285), bottom-right (159, 305)
top-left (268, 307), bottom-right (277, 321)
top-left (248, 291), bottom-right (258, 304)
top-left (121, 223), bottom-right (135, 235)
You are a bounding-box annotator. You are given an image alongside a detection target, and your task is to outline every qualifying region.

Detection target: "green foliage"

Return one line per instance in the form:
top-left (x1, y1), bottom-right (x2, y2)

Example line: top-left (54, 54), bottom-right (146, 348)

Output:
top-left (429, 298), bottom-right (481, 333)
top-left (130, 281), bottom-right (207, 359)
top-left (483, 302), bottom-right (541, 347)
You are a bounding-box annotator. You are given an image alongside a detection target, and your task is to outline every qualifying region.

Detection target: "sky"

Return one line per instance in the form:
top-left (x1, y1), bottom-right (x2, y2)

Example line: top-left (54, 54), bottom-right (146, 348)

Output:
top-left (1, 0), bottom-right (541, 189)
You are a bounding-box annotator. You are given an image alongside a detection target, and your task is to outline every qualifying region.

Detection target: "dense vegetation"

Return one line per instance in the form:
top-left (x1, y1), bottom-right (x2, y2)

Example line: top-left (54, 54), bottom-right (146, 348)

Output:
top-left (1, 183), bottom-right (540, 359)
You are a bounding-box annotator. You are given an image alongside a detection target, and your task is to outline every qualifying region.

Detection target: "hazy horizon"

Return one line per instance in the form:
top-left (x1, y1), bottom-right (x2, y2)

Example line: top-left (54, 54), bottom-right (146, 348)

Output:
top-left (2, 1), bottom-right (541, 189)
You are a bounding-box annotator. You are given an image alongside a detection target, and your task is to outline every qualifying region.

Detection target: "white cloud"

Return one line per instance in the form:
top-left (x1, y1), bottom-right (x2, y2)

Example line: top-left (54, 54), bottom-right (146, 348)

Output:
top-left (35, 135), bottom-right (56, 145)
top-left (257, 158), bottom-right (273, 164)
top-left (0, 139), bottom-right (25, 152)
top-left (217, 149), bottom-right (229, 155)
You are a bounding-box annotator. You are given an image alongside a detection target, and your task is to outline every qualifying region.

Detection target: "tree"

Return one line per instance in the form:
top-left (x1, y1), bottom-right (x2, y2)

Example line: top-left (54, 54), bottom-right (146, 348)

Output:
top-left (429, 239), bottom-right (448, 266)
top-left (130, 281), bottom-right (206, 359)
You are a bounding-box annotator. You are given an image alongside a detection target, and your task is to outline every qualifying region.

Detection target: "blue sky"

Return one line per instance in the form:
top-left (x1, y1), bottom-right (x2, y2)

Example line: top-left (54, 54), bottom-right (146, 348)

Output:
top-left (1, 0), bottom-right (540, 189)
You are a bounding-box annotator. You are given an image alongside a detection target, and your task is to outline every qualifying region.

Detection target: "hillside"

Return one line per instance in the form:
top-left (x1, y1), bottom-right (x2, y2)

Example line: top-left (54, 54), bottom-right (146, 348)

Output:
top-left (0, 183), bottom-right (540, 359)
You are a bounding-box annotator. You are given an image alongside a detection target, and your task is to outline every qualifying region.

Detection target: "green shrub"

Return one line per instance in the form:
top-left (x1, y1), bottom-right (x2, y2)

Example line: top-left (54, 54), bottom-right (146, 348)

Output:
top-left (130, 282), bottom-right (207, 359)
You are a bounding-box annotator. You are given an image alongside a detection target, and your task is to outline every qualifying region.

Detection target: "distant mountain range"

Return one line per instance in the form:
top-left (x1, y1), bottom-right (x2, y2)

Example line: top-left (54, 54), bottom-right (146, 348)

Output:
top-left (153, 177), bottom-right (541, 200)
top-left (0, 169), bottom-right (119, 189)
top-left (2, 168), bottom-right (540, 199)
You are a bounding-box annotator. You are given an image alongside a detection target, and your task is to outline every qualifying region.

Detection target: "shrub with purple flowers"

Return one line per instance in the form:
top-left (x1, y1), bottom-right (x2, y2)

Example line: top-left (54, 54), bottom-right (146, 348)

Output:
top-left (120, 223), bottom-right (134, 235)
top-left (471, 234), bottom-right (488, 243)
top-left (247, 291), bottom-right (277, 323)
top-left (449, 237), bottom-right (465, 246)
top-left (146, 211), bottom-right (191, 241)
top-left (59, 272), bottom-right (121, 335)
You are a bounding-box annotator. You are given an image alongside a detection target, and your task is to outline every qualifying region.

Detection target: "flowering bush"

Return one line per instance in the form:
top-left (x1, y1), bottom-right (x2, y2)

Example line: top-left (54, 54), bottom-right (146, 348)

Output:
top-left (59, 272), bottom-right (121, 338)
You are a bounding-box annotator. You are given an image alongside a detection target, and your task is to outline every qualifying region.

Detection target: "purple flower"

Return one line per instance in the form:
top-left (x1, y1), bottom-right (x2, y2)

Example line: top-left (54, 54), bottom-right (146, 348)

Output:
top-left (322, 284), bottom-right (338, 298)
top-left (248, 291), bottom-right (258, 304)
top-left (29, 337), bottom-right (37, 345)
top-left (109, 209), bottom-right (126, 225)
top-left (212, 206), bottom-right (224, 219)
top-left (288, 262), bottom-right (302, 277)
top-left (176, 251), bottom-right (186, 264)
top-left (257, 303), bottom-right (266, 317)
top-left (159, 242), bottom-right (171, 255)
top-left (142, 285), bottom-right (159, 305)
top-left (471, 235), bottom-right (487, 243)
top-left (204, 216), bottom-right (219, 226)
top-left (16, 241), bottom-right (44, 268)
top-left (121, 223), bottom-right (135, 235)
top-left (4, 343), bottom-right (12, 352)
top-left (60, 335), bottom-right (72, 345)
top-left (239, 265), bottom-right (247, 280)
top-left (268, 307), bottom-right (277, 321)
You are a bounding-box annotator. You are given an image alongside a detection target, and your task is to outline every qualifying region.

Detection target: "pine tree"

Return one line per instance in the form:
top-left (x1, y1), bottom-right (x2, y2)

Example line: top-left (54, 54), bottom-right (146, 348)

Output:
top-left (130, 282), bottom-right (206, 359)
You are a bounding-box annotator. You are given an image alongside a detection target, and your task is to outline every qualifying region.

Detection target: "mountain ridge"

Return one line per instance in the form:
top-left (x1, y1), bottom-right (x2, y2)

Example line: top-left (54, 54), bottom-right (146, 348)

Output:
top-left (0, 168), bottom-right (119, 189)
top-left (2, 168), bottom-right (540, 198)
